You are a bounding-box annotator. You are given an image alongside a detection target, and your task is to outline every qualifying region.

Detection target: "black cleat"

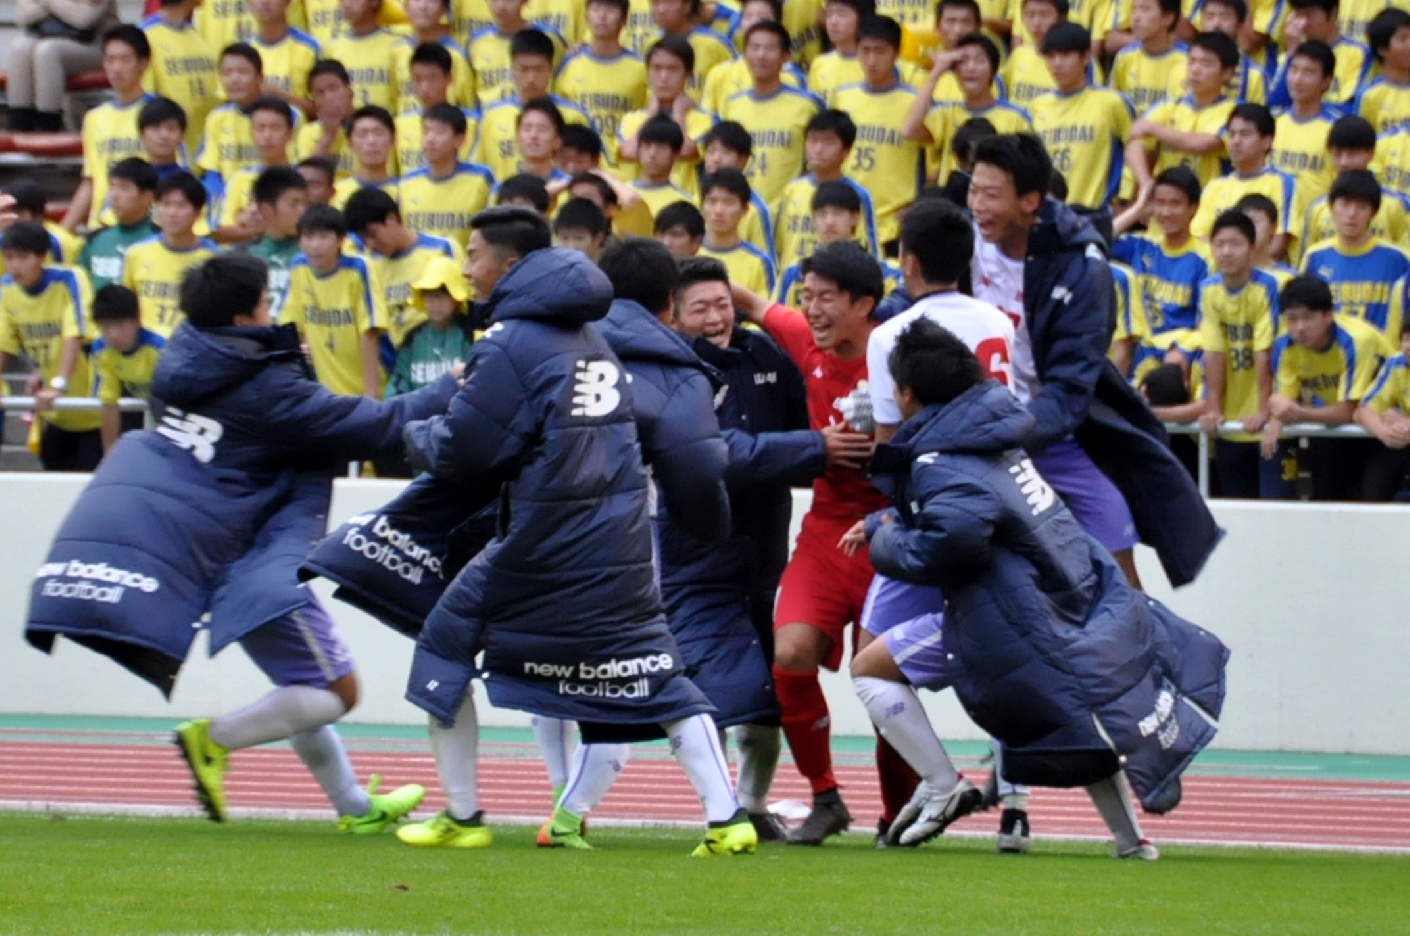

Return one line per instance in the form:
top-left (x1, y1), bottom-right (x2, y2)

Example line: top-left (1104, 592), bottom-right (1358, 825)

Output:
top-left (748, 811), bottom-right (789, 843)
top-left (786, 788), bottom-right (851, 846)
top-left (997, 808), bottom-right (1032, 854)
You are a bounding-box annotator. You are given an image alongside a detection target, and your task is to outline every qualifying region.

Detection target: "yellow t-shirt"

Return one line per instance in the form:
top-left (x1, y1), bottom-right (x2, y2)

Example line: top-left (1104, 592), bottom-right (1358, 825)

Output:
top-left (703, 58), bottom-right (805, 116)
top-left (1001, 45), bottom-right (1104, 108)
top-left (331, 176), bottom-right (402, 210)
top-left (1375, 126), bottom-right (1410, 201)
top-left (1198, 269), bottom-right (1280, 439)
top-left (468, 26), bottom-right (567, 105)
top-left (474, 96), bottom-right (593, 182)
top-left (140, 17), bottom-right (219, 153)
top-left (1108, 43), bottom-right (1187, 115)
top-left (294, 122), bottom-right (357, 179)
top-left (700, 241), bottom-right (776, 296)
top-left (1299, 191), bottom-right (1409, 268)
top-left (120, 236), bottom-right (220, 337)
top-left (374, 233), bottom-right (463, 346)
top-left (195, 0), bottom-right (255, 56)
top-left (398, 164), bottom-right (495, 248)
top-left (616, 106), bottom-right (717, 198)
top-left (1354, 77), bottom-right (1410, 135)
top-left (393, 107), bottom-right (480, 176)
top-left (1270, 107), bottom-right (1339, 207)
top-left (630, 179), bottom-right (697, 221)
top-left (326, 29), bottom-right (404, 110)
top-left (251, 28), bottom-right (323, 105)
top-left (719, 86), bottom-right (823, 205)
top-left (0, 267), bottom-right (99, 431)
top-left (197, 102), bottom-right (261, 182)
top-left (93, 327), bottom-right (166, 404)
top-left (525, 0), bottom-right (582, 46)
top-left (1142, 94), bottom-right (1236, 188)
top-left (1191, 166), bottom-right (1301, 243)
top-left (1030, 85), bottom-right (1134, 210)
top-left (924, 99), bottom-right (1032, 186)
top-left (1364, 351), bottom-right (1410, 413)
top-left (830, 82), bottom-right (923, 245)
top-left (393, 35), bottom-right (477, 114)
top-left (283, 254), bottom-right (383, 396)
top-left (773, 174), bottom-right (879, 271)
top-left (554, 48), bottom-right (649, 164)
top-left (82, 96), bottom-right (154, 229)
top-left (1272, 314), bottom-right (1388, 406)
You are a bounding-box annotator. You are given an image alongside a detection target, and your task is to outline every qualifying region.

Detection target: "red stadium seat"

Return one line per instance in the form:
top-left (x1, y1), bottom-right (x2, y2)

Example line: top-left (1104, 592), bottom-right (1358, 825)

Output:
top-left (0, 133), bottom-right (16, 154)
top-left (44, 202), bottom-right (70, 223)
top-left (10, 133), bottom-right (83, 157)
top-left (0, 69), bottom-right (108, 92)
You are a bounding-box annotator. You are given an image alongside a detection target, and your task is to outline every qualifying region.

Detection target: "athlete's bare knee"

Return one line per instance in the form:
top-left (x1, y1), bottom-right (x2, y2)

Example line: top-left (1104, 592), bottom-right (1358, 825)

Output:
top-left (329, 672), bottom-right (360, 712)
top-left (773, 626), bottom-right (825, 673)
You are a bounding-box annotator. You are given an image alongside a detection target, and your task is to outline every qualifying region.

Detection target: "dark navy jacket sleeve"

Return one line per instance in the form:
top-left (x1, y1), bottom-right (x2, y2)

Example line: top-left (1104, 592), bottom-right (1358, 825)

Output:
top-left (868, 469), bottom-right (1000, 585)
top-left (1025, 242), bottom-right (1115, 453)
top-left (653, 368), bottom-right (731, 546)
top-left (262, 369), bottom-right (458, 465)
top-left (721, 427), bottom-right (826, 488)
top-left (405, 338), bottom-right (536, 482)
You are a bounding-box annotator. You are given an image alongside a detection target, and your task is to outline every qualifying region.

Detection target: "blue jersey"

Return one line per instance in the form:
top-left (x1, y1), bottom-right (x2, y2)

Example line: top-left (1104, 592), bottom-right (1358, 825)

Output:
top-left (1300, 237), bottom-right (1410, 333)
top-left (1111, 234), bottom-right (1211, 338)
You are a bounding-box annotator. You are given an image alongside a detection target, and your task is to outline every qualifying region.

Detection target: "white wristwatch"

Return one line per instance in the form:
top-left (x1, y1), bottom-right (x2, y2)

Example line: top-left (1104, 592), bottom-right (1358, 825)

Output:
top-left (49, 376), bottom-right (67, 392)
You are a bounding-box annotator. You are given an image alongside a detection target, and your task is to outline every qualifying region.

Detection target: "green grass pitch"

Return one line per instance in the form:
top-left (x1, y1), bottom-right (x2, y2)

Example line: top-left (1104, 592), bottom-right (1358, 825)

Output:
top-left (2, 814), bottom-right (1406, 935)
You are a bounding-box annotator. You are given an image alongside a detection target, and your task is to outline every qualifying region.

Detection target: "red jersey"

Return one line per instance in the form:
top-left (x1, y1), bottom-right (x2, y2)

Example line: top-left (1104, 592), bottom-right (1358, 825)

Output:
top-left (762, 304), bottom-right (890, 521)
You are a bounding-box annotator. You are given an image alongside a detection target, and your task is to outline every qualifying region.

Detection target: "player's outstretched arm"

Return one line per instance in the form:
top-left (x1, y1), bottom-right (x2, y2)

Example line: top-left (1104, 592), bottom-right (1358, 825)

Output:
top-left (868, 474), bottom-right (999, 585)
top-left (651, 369), bottom-right (732, 545)
top-left (404, 340), bottom-right (537, 484)
top-left (721, 427), bottom-right (827, 488)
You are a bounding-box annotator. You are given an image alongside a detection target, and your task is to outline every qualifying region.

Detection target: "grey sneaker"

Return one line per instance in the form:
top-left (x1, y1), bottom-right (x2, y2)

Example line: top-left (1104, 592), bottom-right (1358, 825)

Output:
top-left (1117, 839), bottom-right (1160, 861)
top-left (997, 808), bottom-right (1032, 854)
top-left (786, 788), bottom-right (851, 846)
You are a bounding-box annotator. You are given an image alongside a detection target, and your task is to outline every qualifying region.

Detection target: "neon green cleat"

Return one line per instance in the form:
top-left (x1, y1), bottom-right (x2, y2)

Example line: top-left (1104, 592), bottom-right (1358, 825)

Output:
top-left (537, 807), bottom-right (592, 850)
top-left (173, 719), bottom-right (228, 822)
top-left (691, 809), bottom-right (759, 858)
top-left (338, 774), bottom-right (426, 835)
top-left (396, 810), bottom-right (493, 848)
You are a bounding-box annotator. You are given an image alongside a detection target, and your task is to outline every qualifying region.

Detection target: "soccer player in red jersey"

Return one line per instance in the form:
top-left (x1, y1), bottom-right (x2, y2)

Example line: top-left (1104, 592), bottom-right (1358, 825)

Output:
top-left (731, 240), bottom-right (896, 845)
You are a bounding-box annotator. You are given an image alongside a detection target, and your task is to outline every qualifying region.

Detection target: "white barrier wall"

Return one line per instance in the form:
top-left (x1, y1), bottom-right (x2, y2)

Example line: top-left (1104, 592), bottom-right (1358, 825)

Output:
top-left (1, 475), bottom-right (1406, 755)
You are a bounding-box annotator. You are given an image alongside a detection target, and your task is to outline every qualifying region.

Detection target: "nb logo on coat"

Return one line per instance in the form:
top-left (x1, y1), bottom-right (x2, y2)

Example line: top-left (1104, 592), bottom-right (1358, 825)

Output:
top-left (157, 408), bottom-right (224, 463)
top-left (1009, 458), bottom-right (1056, 516)
top-left (570, 360), bottom-right (622, 417)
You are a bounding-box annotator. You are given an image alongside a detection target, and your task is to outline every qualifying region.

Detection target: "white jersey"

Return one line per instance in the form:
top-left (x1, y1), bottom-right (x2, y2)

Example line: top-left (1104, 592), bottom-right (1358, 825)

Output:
top-left (867, 290), bottom-right (1020, 428)
top-left (971, 231), bottom-right (1040, 402)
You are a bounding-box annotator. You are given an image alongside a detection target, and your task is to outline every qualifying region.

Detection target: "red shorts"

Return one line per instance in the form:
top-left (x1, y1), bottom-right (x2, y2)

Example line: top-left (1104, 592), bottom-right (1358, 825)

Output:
top-left (773, 513), bottom-right (876, 671)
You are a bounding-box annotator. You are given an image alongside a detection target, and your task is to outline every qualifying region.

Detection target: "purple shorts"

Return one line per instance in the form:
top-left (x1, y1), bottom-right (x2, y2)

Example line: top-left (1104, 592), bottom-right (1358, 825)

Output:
top-left (239, 593), bottom-right (354, 688)
top-left (1032, 437), bottom-right (1139, 554)
top-left (860, 574), bottom-right (944, 638)
top-left (885, 613), bottom-right (961, 691)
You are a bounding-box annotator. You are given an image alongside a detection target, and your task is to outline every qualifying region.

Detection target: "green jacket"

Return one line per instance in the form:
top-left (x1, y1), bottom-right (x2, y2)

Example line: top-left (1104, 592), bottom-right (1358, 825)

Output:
top-left (387, 317), bottom-right (477, 396)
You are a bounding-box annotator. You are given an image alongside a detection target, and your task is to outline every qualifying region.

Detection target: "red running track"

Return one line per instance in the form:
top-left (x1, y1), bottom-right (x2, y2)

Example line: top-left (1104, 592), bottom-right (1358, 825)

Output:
top-left (2, 740), bottom-right (1408, 853)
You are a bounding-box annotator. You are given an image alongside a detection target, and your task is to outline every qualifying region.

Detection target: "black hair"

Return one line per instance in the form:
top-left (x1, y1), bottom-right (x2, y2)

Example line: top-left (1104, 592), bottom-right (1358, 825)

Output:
top-left (496, 174), bottom-right (551, 213)
top-left (139, 96), bottom-right (187, 132)
top-left (308, 59), bottom-right (351, 85)
top-left (109, 157), bottom-right (160, 192)
top-left (1040, 21), bottom-right (1091, 54)
top-left (1328, 168), bottom-right (1382, 214)
top-left (812, 179), bottom-right (862, 214)
top-left (1190, 30), bottom-right (1240, 69)
top-left (703, 120), bottom-right (753, 157)
top-left (824, 0), bottom-right (876, 19)
top-left (343, 187), bottom-right (400, 234)
top-left (1023, 0), bottom-right (1069, 14)
top-left (553, 197), bottom-right (608, 237)
top-left (937, 0), bottom-right (981, 22)
top-left (600, 237), bottom-right (681, 315)
top-left (1154, 166), bottom-right (1202, 204)
top-left (296, 156), bottom-right (337, 185)
top-left (91, 284), bottom-right (141, 322)
top-left (899, 198), bottom-right (973, 285)
top-left (800, 240), bottom-right (884, 304)
top-left (588, 0), bottom-right (631, 14)
top-left (1290, 39), bottom-right (1336, 79)
top-left (510, 28), bottom-right (557, 62)
top-left (1228, 101), bottom-right (1274, 137)
top-left (297, 203), bottom-right (346, 237)
top-left (639, 114), bottom-right (685, 151)
top-left (1143, 0), bottom-right (1182, 24)
top-left (742, 0), bottom-right (784, 20)
top-left (410, 41), bottom-right (454, 73)
top-left (1201, 0), bottom-right (1247, 24)
top-left (856, 14), bottom-right (902, 47)
top-left (1, 178), bottom-right (46, 217)
top-left (561, 124), bottom-right (603, 158)
top-left (806, 109), bottom-right (857, 148)
top-left (1210, 208), bottom-right (1257, 243)
top-left (0, 221), bottom-right (50, 257)
top-left (654, 200), bottom-right (705, 237)
top-left (181, 254), bottom-right (268, 327)
top-left (972, 133), bottom-right (1052, 197)
top-left (250, 94), bottom-right (295, 127)
top-left (1288, 0), bottom-right (1336, 13)
top-left (1368, 7), bottom-right (1410, 60)
top-left (103, 25), bottom-right (151, 60)
top-left (887, 317), bottom-right (989, 406)
top-left (253, 165), bottom-right (308, 207)
top-left (348, 104), bottom-right (395, 135)
top-left (569, 171), bottom-right (618, 206)
top-left (1236, 192), bottom-right (1279, 225)
top-left (424, 101), bottom-right (469, 136)
top-left (221, 41), bottom-right (263, 73)
top-left (952, 115), bottom-right (997, 162)
top-left (1328, 114), bottom-right (1377, 151)
top-left (744, 19), bottom-right (791, 50)
top-left (517, 97), bottom-right (566, 136)
top-left (676, 255), bottom-right (731, 302)
top-left (154, 170), bottom-right (207, 210)
top-left (701, 168), bottom-right (752, 206)
top-left (1048, 170), bottom-right (1068, 201)
top-left (646, 35), bottom-right (696, 72)
top-left (473, 205), bottom-right (553, 258)
top-left (956, 32), bottom-right (1001, 75)
top-left (1280, 274), bottom-right (1334, 314)
top-left (1141, 362), bottom-right (1190, 406)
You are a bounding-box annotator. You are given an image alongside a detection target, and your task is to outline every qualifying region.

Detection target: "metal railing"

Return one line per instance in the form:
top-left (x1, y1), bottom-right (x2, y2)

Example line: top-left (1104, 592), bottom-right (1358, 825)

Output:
top-left (0, 396), bottom-right (147, 413)
top-left (1165, 422), bottom-right (1371, 498)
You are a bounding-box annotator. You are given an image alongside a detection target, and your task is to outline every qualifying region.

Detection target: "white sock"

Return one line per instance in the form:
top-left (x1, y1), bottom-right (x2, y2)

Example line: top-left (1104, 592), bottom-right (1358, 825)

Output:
top-left (854, 676), bottom-right (959, 790)
top-left (559, 742), bottom-right (630, 817)
top-left (732, 723), bottom-right (781, 814)
top-left (208, 685), bottom-right (347, 751)
top-left (664, 713), bottom-right (739, 824)
top-left (428, 692), bottom-right (480, 821)
top-left (532, 716), bottom-right (578, 796)
top-left (290, 725), bottom-right (369, 817)
top-left (1086, 771), bottom-right (1144, 852)
top-left (991, 740), bottom-right (1030, 810)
